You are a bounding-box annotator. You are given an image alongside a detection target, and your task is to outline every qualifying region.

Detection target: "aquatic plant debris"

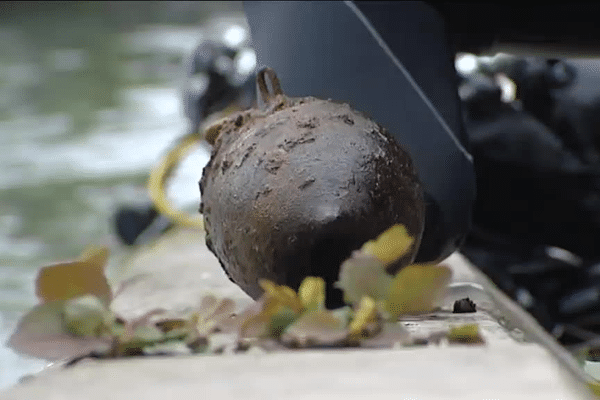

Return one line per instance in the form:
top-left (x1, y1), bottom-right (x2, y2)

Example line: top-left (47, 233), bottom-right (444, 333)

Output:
top-left (9, 224), bottom-right (462, 363)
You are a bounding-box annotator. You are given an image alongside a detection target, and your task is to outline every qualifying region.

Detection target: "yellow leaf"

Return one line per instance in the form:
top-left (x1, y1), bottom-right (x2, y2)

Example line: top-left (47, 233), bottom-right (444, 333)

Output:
top-left (588, 381), bottom-right (600, 397)
top-left (258, 279), bottom-right (278, 296)
top-left (298, 277), bottom-right (325, 311)
top-left (447, 324), bottom-right (485, 344)
top-left (385, 264), bottom-right (452, 317)
top-left (131, 325), bottom-right (165, 343)
top-left (259, 279), bottom-right (303, 313)
top-left (348, 296), bottom-right (379, 340)
top-left (36, 246), bottom-right (112, 305)
top-left (361, 225), bottom-right (414, 266)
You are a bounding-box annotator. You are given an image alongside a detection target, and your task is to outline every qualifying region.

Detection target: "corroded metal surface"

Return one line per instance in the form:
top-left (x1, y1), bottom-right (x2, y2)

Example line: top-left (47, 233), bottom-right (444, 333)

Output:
top-left (200, 69), bottom-right (424, 304)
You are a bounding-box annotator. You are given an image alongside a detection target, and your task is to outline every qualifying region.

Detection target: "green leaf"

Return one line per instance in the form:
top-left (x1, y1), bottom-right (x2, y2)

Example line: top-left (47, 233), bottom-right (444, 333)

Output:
top-left (63, 295), bottom-right (113, 337)
top-left (132, 325), bottom-right (165, 343)
top-left (336, 252), bottom-right (393, 305)
top-left (268, 306), bottom-right (298, 338)
top-left (115, 325), bottom-right (167, 356)
top-left (116, 308), bottom-right (167, 350)
top-left (143, 340), bottom-right (191, 356)
top-left (385, 264), bottom-right (452, 318)
top-left (162, 327), bottom-right (189, 341)
top-left (110, 321), bottom-right (126, 337)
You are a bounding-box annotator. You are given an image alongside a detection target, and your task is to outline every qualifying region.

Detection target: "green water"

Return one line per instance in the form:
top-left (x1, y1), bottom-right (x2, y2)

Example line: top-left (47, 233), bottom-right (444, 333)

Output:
top-left (0, 2), bottom-right (244, 389)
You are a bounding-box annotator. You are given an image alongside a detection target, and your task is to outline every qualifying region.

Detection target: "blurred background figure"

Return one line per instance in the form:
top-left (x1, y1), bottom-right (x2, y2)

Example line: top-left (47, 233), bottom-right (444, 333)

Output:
top-left (182, 34), bottom-right (256, 134)
top-left (114, 16), bottom-right (256, 247)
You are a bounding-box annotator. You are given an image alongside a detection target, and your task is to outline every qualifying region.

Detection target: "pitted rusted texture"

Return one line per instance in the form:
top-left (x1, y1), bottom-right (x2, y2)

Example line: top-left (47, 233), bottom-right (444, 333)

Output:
top-left (200, 68), bottom-right (424, 305)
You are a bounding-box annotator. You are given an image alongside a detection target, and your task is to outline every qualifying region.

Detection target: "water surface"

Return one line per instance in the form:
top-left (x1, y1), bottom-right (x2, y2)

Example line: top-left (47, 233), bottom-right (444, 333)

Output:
top-left (0, 2), bottom-right (243, 389)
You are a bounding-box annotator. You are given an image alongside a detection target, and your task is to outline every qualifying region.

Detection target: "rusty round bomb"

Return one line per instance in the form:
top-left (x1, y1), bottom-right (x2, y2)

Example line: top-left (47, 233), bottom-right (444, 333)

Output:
top-left (200, 68), bottom-right (425, 305)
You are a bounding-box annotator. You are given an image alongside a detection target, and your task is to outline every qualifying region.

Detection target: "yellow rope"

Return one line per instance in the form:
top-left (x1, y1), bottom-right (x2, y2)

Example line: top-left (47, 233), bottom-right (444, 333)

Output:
top-left (146, 105), bottom-right (240, 230)
top-left (147, 130), bottom-right (205, 229)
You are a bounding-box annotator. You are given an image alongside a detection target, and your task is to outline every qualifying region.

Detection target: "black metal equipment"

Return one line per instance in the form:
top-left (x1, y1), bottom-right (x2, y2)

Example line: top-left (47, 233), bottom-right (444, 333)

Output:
top-left (244, 1), bottom-right (600, 346)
